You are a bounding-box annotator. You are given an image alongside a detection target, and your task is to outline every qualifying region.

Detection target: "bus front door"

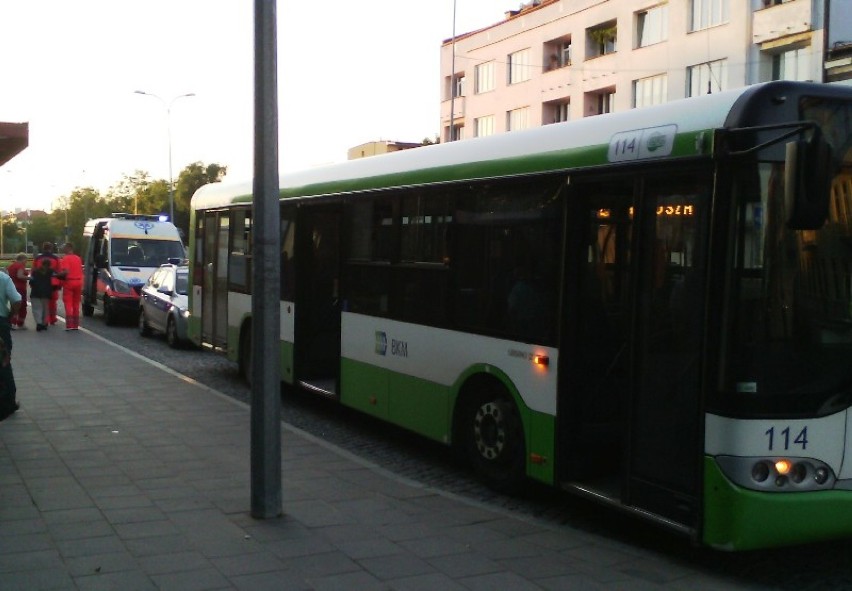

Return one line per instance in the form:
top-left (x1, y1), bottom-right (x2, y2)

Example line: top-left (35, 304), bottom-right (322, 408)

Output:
top-left (562, 172), bottom-right (707, 532)
top-left (294, 206), bottom-right (341, 395)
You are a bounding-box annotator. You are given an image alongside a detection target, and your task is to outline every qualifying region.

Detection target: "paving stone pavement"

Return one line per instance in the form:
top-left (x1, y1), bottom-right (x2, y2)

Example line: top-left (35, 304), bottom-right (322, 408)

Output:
top-left (0, 315), bottom-right (756, 590)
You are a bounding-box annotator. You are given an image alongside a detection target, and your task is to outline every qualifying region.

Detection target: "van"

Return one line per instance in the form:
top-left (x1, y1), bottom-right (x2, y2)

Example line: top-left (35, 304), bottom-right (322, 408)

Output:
top-left (82, 213), bottom-right (185, 325)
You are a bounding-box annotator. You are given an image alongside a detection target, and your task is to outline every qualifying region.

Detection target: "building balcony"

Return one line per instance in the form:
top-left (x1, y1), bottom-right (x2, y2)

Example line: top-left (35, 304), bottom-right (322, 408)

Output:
top-left (826, 42), bottom-right (852, 83)
top-left (753, 0), bottom-right (813, 46)
top-left (441, 95), bottom-right (466, 124)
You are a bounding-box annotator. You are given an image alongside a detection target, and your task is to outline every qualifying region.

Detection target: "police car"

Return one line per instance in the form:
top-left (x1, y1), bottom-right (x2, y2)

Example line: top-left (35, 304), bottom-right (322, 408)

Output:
top-left (138, 261), bottom-right (190, 348)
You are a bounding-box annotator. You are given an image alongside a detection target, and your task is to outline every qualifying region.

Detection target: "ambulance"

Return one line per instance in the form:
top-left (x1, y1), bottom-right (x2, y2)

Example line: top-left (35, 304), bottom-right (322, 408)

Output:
top-left (82, 213), bottom-right (185, 325)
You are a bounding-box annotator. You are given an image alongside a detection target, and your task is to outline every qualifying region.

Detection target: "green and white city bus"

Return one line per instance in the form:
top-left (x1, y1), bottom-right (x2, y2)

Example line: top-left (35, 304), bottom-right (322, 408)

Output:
top-left (189, 81), bottom-right (852, 550)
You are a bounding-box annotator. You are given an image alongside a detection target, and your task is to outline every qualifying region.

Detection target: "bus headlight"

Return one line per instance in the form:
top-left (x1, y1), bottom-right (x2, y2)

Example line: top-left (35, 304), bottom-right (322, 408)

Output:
top-left (751, 462), bottom-right (770, 483)
top-left (716, 455), bottom-right (836, 492)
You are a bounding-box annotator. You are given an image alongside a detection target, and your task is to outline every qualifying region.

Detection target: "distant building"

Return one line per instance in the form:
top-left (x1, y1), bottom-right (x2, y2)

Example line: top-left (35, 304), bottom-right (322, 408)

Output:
top-left (348, 140), bottom-right (424, 160)
top-left (14, 210), bottom-right (47, 222)
top-left (440, 0), bottom-right (852, 142)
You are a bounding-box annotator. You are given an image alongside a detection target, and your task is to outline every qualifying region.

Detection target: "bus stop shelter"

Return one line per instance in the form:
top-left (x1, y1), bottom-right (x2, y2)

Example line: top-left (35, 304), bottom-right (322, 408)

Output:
top-left (0, 121), bottom-right (28, 167)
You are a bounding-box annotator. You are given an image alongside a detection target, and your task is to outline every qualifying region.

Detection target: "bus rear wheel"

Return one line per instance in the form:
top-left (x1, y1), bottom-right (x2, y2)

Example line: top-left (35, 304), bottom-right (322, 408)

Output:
top-left (459, 386), bottom-right (526, 494)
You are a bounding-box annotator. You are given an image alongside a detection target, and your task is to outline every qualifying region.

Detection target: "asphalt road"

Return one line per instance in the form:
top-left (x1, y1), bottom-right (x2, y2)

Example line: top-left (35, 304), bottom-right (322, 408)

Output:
top-left (75, 307), bottom-right (852, 589)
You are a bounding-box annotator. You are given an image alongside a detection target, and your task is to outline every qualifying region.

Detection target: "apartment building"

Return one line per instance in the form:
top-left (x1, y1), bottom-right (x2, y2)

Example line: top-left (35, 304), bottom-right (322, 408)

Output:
top-left (440, 0), bottom-right (850, 142)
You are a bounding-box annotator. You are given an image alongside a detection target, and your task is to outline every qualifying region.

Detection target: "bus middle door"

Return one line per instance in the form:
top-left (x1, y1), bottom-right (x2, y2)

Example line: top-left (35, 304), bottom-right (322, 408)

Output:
top-left (294, 205), bottom-right (342, 395)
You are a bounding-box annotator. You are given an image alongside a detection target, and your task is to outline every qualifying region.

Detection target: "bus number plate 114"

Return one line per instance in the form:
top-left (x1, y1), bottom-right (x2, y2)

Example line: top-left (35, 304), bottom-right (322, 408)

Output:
top-left (765, 426), bottom-right (808, 451)
top-left (608, 124), bottom-right (677, 162)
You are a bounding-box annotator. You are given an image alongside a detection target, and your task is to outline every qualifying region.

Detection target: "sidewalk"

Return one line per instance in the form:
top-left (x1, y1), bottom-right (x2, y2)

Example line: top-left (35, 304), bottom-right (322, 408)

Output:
top-left (1, 315), bottom-right (745, 590)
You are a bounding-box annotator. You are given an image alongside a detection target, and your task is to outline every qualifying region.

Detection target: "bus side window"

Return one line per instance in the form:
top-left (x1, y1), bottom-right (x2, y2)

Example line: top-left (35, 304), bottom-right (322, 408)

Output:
top-left (343, 198), bottom-right (393, 316)
top-left (452, 176), bottom-right (562, 344)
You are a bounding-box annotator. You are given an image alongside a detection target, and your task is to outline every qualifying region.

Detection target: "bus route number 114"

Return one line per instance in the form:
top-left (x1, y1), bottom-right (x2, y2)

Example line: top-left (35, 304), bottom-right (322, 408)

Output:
top-left (765, 426), bottom-right (808, 451)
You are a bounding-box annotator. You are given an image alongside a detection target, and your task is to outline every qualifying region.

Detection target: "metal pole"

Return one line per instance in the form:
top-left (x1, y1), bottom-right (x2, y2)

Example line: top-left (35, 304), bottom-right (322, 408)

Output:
top-left (166, 103), bottom-right (174, 222)
top-left (448, 0), bottom-right (457, 141)
top-left (251, 0), bottom-right (282, 519)
top-left (133, 91), bottom-right (195, 222)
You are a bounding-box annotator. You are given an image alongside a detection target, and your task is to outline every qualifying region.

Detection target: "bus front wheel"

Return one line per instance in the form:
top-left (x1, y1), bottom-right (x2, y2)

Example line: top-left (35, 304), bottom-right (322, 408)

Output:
top-left (459, 386), bottom-right (526, 494)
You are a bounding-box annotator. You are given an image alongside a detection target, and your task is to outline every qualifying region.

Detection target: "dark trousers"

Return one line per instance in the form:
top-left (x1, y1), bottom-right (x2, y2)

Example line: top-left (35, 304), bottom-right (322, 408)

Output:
top-left (0, 316), bottom-right (16, 420)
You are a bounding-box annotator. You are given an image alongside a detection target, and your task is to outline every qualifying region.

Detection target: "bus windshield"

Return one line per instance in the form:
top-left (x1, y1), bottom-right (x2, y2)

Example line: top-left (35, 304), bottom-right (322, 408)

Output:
top-left (724, 99), bottom-right (852, 415)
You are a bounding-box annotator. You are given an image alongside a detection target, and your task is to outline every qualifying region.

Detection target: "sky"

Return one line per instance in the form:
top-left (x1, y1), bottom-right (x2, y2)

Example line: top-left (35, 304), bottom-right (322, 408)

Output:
top-left (0, 0), bottom-right (511, 214)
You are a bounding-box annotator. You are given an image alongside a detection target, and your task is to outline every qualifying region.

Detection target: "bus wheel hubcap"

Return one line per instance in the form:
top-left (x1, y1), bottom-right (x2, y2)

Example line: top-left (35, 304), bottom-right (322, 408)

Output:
top-left (473, 402), bottom-right (506, 460)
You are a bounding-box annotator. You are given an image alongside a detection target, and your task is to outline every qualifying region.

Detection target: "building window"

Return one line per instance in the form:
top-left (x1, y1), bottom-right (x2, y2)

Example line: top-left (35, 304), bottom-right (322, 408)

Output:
top-left (507, 107), bottom-right (530, 132)
top-left (586, 90), bottom-right (615, 116)
top-left (475, 61), bottom-right (496, 94)
top-left (453, 74), bottom-right (465, 98)
top-left (772, 47), bottom-right (810, 81)
top-left (446, 73), bottom-right (465, 101)
top-left (475, 115), bottom-right (495, 137)
top-left (449, 123), bottom-right (464, 142)
top-left (687, 59), bottom-right (727, 96)
top-left (543, 100), bottom-right (570, 124)
top-left (636, 4), bottom-right (668, 48)
top-left (588, 22), bottom-right (617, 58)
top-left (508, 49), bottom-right (532, 84)
top-left (634, 74), bottom-right (668, 108)
top-left (598, 92), bottom-right (615, 114)
top-left (690, 0), bottom-right (729, 32)
top-left (545, 36), bottom-right (573, 70)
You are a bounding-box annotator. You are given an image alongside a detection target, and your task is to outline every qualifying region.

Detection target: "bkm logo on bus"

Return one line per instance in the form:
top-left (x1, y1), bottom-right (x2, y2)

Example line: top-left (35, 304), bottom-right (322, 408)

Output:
top-left (374, 331), bottom-right (408, 358)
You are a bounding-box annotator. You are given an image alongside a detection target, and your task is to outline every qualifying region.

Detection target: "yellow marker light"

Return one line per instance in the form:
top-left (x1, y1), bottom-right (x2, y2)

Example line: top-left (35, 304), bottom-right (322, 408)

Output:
top-left (775, 459), bottom-right (792, 475)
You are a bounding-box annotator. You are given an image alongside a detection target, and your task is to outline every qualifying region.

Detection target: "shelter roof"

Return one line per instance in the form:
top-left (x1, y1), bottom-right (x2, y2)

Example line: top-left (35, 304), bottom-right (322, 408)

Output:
top-left (0, 121), bottom-right (29, 167)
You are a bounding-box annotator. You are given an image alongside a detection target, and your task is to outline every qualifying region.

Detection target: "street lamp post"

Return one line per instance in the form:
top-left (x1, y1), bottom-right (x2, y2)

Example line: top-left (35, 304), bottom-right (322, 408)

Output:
top-left (133, 90), bottom-right (196, 223)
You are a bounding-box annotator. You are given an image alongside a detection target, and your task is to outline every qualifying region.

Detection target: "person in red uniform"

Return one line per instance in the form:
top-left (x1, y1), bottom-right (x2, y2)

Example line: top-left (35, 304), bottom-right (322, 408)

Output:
top-left (6, 253), bottom-right (29, 329)
top-left (32, 242), bottom-right (61, 325)
top-left (58, 242), bottom-right (84, 331)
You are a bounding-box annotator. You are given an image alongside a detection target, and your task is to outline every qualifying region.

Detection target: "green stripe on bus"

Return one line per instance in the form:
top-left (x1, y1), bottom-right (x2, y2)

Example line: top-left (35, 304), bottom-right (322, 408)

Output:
top-left (341, 357), bottom-right (451, 443)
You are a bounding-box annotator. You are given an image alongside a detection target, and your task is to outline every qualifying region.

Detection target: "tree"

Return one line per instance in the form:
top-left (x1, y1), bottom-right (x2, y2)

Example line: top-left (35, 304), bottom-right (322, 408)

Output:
top-left (1, 217), bottom-right (23, 254)
top-left (56, 187), bottom-right (109, 247)
top-left (38, 161), bottom-right (227, 248)
top-left (173, 162), bottom-right (227, 235)
top-left (106, 171), bottom-right (168, 217)
top-left (27, 215), bottom-right (56, 251)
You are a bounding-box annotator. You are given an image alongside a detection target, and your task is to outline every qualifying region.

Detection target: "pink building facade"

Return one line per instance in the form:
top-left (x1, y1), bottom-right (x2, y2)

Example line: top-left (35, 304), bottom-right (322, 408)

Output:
top-left (440, 0), bottom-right (849, 142)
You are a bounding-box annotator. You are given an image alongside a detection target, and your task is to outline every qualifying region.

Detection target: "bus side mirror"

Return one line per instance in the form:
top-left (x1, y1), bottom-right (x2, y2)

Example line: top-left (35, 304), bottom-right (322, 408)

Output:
top-left (784, 131), bottom-right (834, 230)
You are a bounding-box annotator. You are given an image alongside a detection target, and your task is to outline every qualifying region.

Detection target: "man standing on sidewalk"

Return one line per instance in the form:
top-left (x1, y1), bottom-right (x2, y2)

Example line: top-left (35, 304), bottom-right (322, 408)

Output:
top-left (58, 242), bottom-right (84, 330)
top-left (0, 268), bottom-right (22, 420)
top-left (33, 242), bottom-right (61, 326)
top-left (7, 253), bottom-right (29, 329)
